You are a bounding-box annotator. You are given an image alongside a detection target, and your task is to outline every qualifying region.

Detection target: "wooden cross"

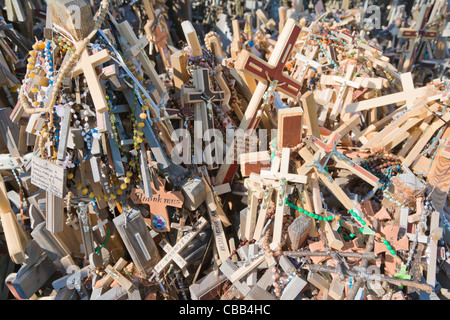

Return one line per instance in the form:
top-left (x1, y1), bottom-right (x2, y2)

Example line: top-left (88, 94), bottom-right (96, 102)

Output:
top-left (144, 18), bottom-right (171, 68)
top-left (308, 133), bottom-right (380, 187)
top-left (117, 20), bottom-right (166, 99)
top-left (112, 207), bottom-right (160, 276)
top-left (260, 148), bottom-right (307, 250)
top-left (397, 4), bottom-right (437, 72)
top-left (338, 30), bottom-right (383, 55)
top-left (328, 63), bottom-right (360, 121)
top-left (71, 42), bottom-right (111, 114)
top-left (0, 173), bottom-right (28, 264)
top-left (185, 68), bottom-right (224, 169)
top-left (216, 18), bottom-right (303, 185)
top-left (130, 176), bottom-right (184, 233)
top-left (230, 19), bottom-right (242, 58)
top-left (154, 217), bottom-right (207, 274)
top-left (345, 75), bottom-right (440, 113)
top-left (181, 20), bottom-right (203, 58)
top-left (293, 47), bottom-right (321, 85)
top-left (200, 168), bottom-right (231, 263)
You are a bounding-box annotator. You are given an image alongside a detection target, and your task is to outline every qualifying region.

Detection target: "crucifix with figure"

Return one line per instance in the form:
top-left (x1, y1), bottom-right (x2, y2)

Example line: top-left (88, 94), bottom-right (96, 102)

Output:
top-left (216, 18), bottom-right (303, 186)
top-left (184, 68), bottom-right (225, 169)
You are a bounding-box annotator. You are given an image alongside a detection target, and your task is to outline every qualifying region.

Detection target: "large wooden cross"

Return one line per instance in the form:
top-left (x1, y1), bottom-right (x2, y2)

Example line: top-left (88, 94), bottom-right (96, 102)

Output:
top-left (71, 42), bottom-right (111, 114)
top-left (216, 18), bottom-right (303, 185)
top-left (345, 73), bottom-right (440, 113)
top-left (129, 177), bottom-right (184, 233)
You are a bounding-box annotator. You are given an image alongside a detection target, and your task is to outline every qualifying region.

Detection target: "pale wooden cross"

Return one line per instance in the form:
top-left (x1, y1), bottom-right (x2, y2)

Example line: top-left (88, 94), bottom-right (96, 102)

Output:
top-left (293, 46), bottom-right (321, 85)
top-left (260, 148), bottom-right (307, 250)
top-left (130, 177), bottom-right (184, 233)
top-left (154, 217), bottom-right (207, 274)
top-left (65, 214), bottom-right (79, 230)
top-left (158, 239), bottom-right (189, 277)
top-left (230, 19), bottom-right (243, 58)
top-left (199, 167), bottom-right (231, 263)
top-left (328, 63), bottom-right (360, 121)
top-left (71, 42), bottom-right (111, 114)
top-left (216, 18), bottom-right (303, 185)
top-left (181, 20), bottom-right (203, 58)
top-left (345, 73), bottom-right (440, 113)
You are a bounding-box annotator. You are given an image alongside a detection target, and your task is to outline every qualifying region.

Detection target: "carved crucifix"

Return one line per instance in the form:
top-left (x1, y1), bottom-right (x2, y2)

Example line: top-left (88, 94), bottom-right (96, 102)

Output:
top-left (130, 176), bottom-right (184, 233)
top-left (293, 47), bottom-right (322, 85)
top-left (216, 18), bottom-right (303, 185)
top-left (260, 148), bottom-right (307, 250)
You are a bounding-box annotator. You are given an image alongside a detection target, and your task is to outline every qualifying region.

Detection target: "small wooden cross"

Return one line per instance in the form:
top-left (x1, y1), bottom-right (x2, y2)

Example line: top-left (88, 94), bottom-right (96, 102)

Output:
top-left (185, 68), bottom-right (225, 169)
top-left (117, 20), bottom-right (166, 99)
top-left (71, 42), bottom-right (111, 114)
top-left (130, 177), bottom-right (184, 232)
top-left (154, 217), bottom-right (207, 274)
top-left (293, 46), bottom-right (321, 84)
top-left (328, 63), bottom-right (360, 121)
top-left (345, 75), bottom-right (440, 113)
top-left (92, 216), bottom-right (108, 238)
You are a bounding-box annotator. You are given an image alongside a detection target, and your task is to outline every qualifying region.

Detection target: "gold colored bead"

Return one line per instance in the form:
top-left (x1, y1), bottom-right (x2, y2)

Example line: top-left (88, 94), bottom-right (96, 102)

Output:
top-left (120, 183), bottom-right (127, 190)
top-left (139, 113), bottom-right (147, 119)
top-left (82, 188), bottom-right (89, 195)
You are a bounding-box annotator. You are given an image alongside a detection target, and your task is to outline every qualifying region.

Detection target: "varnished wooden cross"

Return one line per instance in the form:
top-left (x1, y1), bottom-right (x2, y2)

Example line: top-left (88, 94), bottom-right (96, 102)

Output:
top-left (130, 177), bottom-right (184, 232)
top-left (216, 18), bottom-right (303, 185)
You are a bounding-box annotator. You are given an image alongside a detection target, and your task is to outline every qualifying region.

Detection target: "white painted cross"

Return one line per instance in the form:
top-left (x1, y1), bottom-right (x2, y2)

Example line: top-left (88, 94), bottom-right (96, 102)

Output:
top-left (92, 217), bottom-right (108, 238)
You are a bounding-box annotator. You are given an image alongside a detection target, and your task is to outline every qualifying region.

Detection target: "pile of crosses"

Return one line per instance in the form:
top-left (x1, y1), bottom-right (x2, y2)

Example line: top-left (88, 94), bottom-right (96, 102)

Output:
top-left (0, 0), bottom-right (449, 301)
